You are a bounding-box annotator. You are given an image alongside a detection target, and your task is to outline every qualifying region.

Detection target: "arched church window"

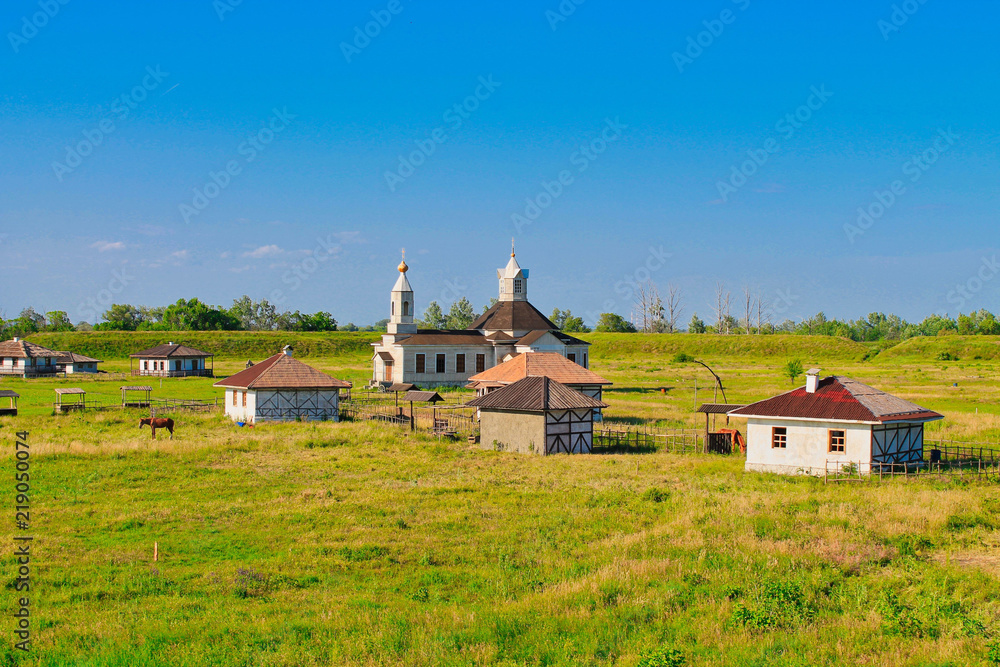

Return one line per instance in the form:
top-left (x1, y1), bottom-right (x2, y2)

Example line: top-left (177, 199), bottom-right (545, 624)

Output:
top-left (391, 302), bottom-right (395, 316)
top-left (403, 301), bottom-right (410, 316)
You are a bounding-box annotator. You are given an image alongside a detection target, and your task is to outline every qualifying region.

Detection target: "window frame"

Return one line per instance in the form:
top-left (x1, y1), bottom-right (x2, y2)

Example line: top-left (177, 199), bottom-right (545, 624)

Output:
top-left (456, 354), bottom-right (466, 373)
top-left (514, 279), bottom-right (523, 293)
top-left (476, 354), bottom-right (486, 373)
top-left (242, 391), bottom-right (247, 407)
top-left (567, 353), bottom-right (576, 363)
top-left (828, 429), bottom-right (846, 454)
top-left (416, 354), bottom-right (425, 374)
top-left (436, 353), bottom-right (446, 374)
top-left (771, 426), bottom-right (787, 449)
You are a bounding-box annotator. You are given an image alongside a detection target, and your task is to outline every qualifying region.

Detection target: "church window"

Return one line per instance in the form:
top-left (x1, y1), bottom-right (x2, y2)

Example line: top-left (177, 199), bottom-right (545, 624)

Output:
top-left (436, 354), bottom-right (446, 373)
top-left (403, 301), bottom-right (410, 316)
top-left (416, 354), bottom-right (425, 373)
top-left (391, 302), bottom-right (395, 316)
top-left (499, 280), bottom-right (505, 294)
top-left (456, 354), bottom-right (466, 373)
top-left (476, 354), bottom-right (486, 373)
top-left (514, 279), bottom-right (523, 294)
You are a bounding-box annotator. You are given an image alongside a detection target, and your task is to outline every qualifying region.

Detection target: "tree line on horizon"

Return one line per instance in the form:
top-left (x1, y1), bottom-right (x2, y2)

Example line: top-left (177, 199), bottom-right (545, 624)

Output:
top-left (2, 288), bottom-right (999, 342)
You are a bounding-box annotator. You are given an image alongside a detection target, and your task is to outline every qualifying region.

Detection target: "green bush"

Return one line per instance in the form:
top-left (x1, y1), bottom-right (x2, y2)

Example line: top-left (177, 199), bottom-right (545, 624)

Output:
top-left (672, 352), bottom-right (695, 363)
top-left (636, 647), bottom-right (685, 667)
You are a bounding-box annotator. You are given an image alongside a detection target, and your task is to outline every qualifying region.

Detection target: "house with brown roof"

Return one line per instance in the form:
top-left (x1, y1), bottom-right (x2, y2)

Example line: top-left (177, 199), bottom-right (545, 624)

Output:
top-left (130, 342), bottom-right (214, 378)
top-left (213, 346), bottom-right (351, 423)
top-left (55, 351), bottom-right (103, 374)
top-left (0, 337), bottom-right (61, 377)
top-left (371, 248), bottom-right (590, 388)
top-left (467, 376), bottom-right (607, 455)
top-left (728, 369), bottom-right (944, 476)
top-left (467, 352), bottom-right (611, 409)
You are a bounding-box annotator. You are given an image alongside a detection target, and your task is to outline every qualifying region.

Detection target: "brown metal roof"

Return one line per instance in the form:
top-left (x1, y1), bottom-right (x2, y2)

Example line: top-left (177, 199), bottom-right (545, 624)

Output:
top-left (0, 339), bottom-right (60, 359)
top-left (54, 351), bottom-right (103, 363)
top-left (467, 376), bottom-right (607, 412)
top-left (469, 352), bottom-right (611, 386)
top-left (375, 351), bottom-right (395, 361)
top-left (0, 390), bottom-right (19, 398)
top-left (130, 343), bottom-right (213, 358)
top-left (729, 376), bottom-right (944, 424)
top-left (121, 385), bottom-right (153, 391)
top-left (396, 330), bottom-right (494, 346)
top-left (516, 329), bottom-right (589, 347)
top-left (54, 388), bottom-right (86, 395)
top-left (387, 382), bottom-right (416, 392)
top-left (214, 353), bottom-right (351, 390)
top-left (469, 301), bottom-right (558, 332)
top-left (402, 390), bottom-right (444, 403)
top-left (697, 403), bottom-right (747, 414)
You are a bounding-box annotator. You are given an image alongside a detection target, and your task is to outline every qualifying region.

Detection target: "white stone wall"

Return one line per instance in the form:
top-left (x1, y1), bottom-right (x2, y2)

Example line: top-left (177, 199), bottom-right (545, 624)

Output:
top-left (744, 417), bottom-right (872, 476)
top-left (223, 389), bottom-right (257, 423)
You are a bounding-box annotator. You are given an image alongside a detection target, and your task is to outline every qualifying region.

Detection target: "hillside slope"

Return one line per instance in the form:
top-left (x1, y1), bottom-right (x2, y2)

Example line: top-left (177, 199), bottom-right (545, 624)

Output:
top-left (578, 333), bottom-right (870, 361)
top-left (873, 335), bottom-right (1000, 362)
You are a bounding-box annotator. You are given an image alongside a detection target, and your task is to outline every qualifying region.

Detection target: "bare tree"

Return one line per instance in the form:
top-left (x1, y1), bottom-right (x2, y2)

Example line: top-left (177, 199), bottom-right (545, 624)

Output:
top-left (742, 285), bottom-right (755, 335)
top-left (633, 280), bottom-right (664, 333)
top-left (664, 283), bottom-right (684, 333)
top-left (756, 289), bottom-right (771, 334)
top-left (714, 282), bottom-right (733, 334)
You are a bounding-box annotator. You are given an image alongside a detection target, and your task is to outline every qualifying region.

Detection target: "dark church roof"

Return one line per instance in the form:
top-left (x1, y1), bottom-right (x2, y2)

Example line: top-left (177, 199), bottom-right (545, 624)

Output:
top-left (469, 300), bottom-right (558, 332)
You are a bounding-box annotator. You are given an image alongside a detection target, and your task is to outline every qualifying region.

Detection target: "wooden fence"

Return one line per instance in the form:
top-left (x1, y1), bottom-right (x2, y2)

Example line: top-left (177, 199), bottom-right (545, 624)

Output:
top-left (825, 439), bottom-right (1000, 483)
top-left (593, 425), bottom-right (704, 455)
top-left (51, 396), bottom-right (220, 415)
top-left (340, 398), bottom-right (478, 437)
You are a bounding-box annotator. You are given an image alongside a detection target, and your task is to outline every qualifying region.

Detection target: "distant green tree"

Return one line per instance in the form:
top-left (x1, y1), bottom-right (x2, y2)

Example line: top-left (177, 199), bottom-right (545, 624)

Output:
top-left (551, 308), bottom-right (591, 333)
top-left (101, 304), bottom-right (143, 331)
top-left (446, 298), bottom-right (477, 329)
top-left (44, 311), bottom-right (74, 332)
top-left (160, 299), bottom-right (240, 331)
top-left (276, 310), bottom-right (337, 332)
top-left (230, 296), bottom-right (278, 330)
top-left (688, 313), bottom-right (707, 334)
top-left (595, 313), bottom-right (636, 333)
top-left (784, 359), bottom-right (803, 384)
top-left (419, 302), bottom-right (446, 329)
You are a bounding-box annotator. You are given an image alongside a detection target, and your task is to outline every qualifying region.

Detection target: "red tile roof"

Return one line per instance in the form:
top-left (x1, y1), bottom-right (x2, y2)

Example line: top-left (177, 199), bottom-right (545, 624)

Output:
top-left (467, 376), bottom-right (607, 411)
top-left (214, 354), bottom-right (351, 390)
top-left (729, 376), bottom-right (943, 423)
top-left (468, 352), bottom-right (611, 386)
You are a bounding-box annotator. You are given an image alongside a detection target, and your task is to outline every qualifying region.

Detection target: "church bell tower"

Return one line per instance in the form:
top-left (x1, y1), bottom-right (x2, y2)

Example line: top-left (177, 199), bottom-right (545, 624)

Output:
top-left (388, 250), bottom-right (417, 335)
top-left (497, 239), bottom-right (529, 302)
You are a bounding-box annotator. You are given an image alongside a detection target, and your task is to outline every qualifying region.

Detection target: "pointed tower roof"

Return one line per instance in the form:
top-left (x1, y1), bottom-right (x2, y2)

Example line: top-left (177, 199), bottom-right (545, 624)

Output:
top-left (498, 241), bottom-right (527, 279)
top-left (393, 249), bottom-right (413, 292)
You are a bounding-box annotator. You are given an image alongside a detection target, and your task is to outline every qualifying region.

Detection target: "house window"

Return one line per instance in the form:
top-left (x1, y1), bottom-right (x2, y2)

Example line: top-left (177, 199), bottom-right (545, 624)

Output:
top-left (456, 354), bottom-right (466, 373)
top-left (772, 427), bottom-right (787, 449)
top-left (829, 429), bottom-right (846, 453)
top-left (436, 354), bottom-right (446, 373)
top-left (476, 354), bottom-right (485, 373)
top-left (583, 353), bottom-right (588, 368)
top-left (514, 279), bottom-right (523, 293)
top-left (416, 354), bottom-right (425, 374)
top-left (143, 361), bottom-right (148, 371)
top-left (232, 391), bottom-right (237, 406)
top-left (242, 391), bottom-right (247, 407)
top-left (567, 353), bottom-right (576, 363)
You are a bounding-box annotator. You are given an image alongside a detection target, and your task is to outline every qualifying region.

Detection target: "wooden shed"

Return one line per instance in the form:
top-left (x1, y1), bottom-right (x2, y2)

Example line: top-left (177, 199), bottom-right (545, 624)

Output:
top-left (54, 388), bottom-right (87, 412)
top-left (0, 390), bottom-right (19, 416)
top-left (467, 376), bottom-right (607, 455)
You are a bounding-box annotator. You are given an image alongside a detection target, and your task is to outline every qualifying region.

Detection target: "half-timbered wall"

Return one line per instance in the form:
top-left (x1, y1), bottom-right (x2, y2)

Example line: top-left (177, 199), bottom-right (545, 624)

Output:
top-left (544, 409), bottom-right (594, 455)
top-left (253, 389), bottom-right (340, 422)
top-left (871, 423), bottom-right (924, 464)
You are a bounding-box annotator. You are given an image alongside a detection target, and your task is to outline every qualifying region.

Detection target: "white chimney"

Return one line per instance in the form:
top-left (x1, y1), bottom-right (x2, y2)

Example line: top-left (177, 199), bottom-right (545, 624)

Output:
top-left (168, 341), bottom-right (174, 346)
top-left (806, 368), bottom-right (821, 393)
top-left (283, 345), bottom-right (293, 357)
top-left (12, 337), bottom-right (19, 342)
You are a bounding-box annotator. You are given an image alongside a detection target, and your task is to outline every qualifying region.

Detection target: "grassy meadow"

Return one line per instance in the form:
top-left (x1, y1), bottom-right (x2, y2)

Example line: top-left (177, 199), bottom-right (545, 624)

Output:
top-left (2, 332), bottom-right (1000, 665)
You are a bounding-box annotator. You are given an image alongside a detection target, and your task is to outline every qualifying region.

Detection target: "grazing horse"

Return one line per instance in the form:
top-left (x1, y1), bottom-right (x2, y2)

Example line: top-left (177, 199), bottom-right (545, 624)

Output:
top-left (139, 417), bottom-right (174, 440)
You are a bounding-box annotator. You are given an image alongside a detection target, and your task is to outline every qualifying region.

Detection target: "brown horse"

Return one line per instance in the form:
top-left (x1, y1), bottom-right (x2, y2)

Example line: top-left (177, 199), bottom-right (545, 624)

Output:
top-left (139, 417), bottom-right (174, 440)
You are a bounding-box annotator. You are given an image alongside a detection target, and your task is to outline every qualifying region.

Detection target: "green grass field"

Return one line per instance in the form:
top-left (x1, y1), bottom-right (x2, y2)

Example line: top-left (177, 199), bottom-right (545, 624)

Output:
top-left (3, 332), bottom-right (1000, 666)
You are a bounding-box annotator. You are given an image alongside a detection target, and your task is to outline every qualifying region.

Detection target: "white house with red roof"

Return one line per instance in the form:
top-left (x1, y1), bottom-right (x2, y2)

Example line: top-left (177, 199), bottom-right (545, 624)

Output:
top-left (214, 346), bottom-right (351, 423)
top-left (729, 369), bottom-right (943, 476)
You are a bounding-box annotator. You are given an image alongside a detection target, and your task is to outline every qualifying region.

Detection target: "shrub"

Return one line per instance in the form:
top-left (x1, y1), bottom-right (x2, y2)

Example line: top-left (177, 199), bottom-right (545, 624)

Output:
top-left (636, 647), bottom-right (685, 667)
top-left (672, 352), bottom-right (695, 363)
top-left (946, 513), bottom-right (995, 532)
top-left (338, 545), bottom-right (388, 562)
top-left (936, 351), bottom-right (959, 361)
top-left (642, 488), bottom-right (670, 503)
top-left (731, 580), bottom-right (814, 631)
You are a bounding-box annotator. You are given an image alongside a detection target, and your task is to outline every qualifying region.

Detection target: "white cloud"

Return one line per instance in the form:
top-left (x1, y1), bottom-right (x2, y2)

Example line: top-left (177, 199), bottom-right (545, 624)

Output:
top-left (91, 241), bottom-right (125, 252)
top-left (220, 251), bottom-right (232, 259)
top-left (171, 250), bottom-right (189, 260)
top-left (243, 245), bottom-right (283, 259)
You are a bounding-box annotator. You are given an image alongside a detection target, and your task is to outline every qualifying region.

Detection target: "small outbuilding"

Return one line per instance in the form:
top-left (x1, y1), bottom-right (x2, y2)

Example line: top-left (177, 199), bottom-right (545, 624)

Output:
top-left (55, 351), bottom-right (103, 374)
top-left (131, 342), bottom-right (214, 378)
top-left (467, 375), bottom-right (607, 455)
top-left (121, 386), bottom-right (153, 408)
top-left (214, 347), bottom-right (351, 423)
top-left (54, 388), bottom-right (87, 412)
top-left (0, 390), bottom-right (19, 416)
top-left (729, 369), bottom-right (944, 476)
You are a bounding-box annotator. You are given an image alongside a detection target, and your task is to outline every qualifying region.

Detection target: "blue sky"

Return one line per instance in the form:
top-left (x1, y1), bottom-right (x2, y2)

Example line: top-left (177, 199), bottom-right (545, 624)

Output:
top-left (1, 1), bottom-right (998, 326)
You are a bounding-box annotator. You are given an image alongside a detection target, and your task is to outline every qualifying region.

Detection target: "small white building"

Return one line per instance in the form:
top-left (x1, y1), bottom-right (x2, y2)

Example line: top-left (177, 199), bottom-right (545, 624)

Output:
top-left (0, 338), bottom-right (60, 377)
top-left (729, 369), bottom-right (943, 476)
top-left (131, 342), bottom-right (214, 378)
top-left (55, 351), bottom-right (103, 374)
top-left (214, 347), bottom-right (351, 423)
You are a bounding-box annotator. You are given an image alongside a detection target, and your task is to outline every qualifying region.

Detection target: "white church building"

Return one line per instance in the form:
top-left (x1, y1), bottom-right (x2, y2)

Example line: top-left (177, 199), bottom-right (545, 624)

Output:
top-left (371, 249), bottom-right (591, 388)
